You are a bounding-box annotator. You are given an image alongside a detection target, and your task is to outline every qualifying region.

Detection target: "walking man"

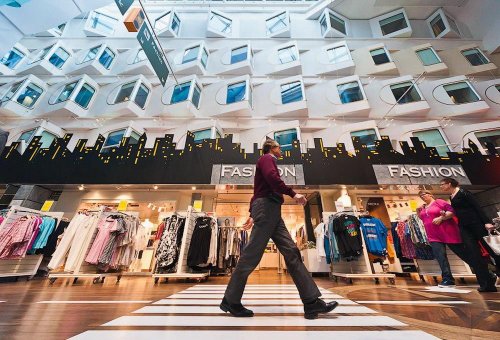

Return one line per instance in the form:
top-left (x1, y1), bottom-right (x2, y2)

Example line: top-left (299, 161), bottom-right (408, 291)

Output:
top-left (440, 177), bottom-right (498, 292)
top-left (220, 139), bottom-right (338, 319)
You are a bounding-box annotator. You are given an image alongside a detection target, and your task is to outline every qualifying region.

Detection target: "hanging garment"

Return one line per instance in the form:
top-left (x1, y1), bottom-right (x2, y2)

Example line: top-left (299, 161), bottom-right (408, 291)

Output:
top-left (324, 234), bottom-right (331, 264)
top-left (407, 214), bottom-right (429, 246)
top-left (240, 229), bottom-right (249, 252)
top-left (43, 220), bottom-right (68, 256)
top-left (155, 221), bottom-right (165, 241)
top-left (63, 214), bottom-right (101, 272)
top-left (30, 217), bottom-right (57, 251)
top-left (296, 226), bottom-right (306, 249)
top-left (13, 217), bottom-right (43, 258)
top-left (24, 217), bottom-right (43, 252)
top-left (48, 213), bottom-right (99, 271)
top-left (96, 218), bottom-right (127, 266)
top-left (415, 244), bottom-right (435, 260)
top-left (395, 221), bottom-right (416, 259)
top-left (332, 214), bottom-right (363, 260)
top-left (0, 216), bottom-right (41, 259)
top-left (188, 217), bottom-right (215, 268)
top-left (391, 222), bottom-right (403, 258)
top-left (85, 218), bottom-right (120, 264)
top-left (206, 223), bottom-right (219, 266)
top-left (386, 232), bottom-right (397, 263)
top-left (327, 215), bottom-right (341, 263)
top-left (359, 216), bottom-right (388, 256)
top-left (214, 227), bottom-right (243, 272)
top-left (314, 223), bottom-right (326, 260)
top-left (155, 215), bottom-right (186, 272)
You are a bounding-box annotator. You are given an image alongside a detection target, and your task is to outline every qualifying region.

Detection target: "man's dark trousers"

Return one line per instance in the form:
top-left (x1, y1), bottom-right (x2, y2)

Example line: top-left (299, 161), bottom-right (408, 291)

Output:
top-left (224, 197), bottom-right (321, 304)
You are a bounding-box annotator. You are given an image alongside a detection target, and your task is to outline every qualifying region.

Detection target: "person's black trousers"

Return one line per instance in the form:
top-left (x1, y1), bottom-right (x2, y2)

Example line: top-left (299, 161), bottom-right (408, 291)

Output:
top-left (224, 197), bottom-right (321, 305)
top-left (429, 242), bottom-right (470, 283)
top-left (460, 227), bottom-right (492, 288)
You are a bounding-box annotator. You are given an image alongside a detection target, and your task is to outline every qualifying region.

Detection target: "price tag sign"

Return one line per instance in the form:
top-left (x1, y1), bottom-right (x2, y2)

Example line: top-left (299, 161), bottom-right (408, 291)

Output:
top-left (409, 200), bottom-right (418, 212)
top-left (41, 200), bottom-right (54, 212)
top-left (117, 200), bottom-right (129, 211)
top-left (193, 200), bottom-right (203, 212)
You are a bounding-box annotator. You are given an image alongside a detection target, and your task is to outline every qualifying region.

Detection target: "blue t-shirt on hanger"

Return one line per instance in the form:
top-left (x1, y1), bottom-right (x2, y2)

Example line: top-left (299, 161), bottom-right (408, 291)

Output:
top-left (359, 216), bottom-right (388, 256)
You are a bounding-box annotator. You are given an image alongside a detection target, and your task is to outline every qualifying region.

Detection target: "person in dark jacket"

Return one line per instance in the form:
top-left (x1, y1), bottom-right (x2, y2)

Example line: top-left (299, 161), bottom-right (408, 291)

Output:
top-left (221, 139), bottom-right (338, 319)
top-left (440, 177), bottom-right (498, 292)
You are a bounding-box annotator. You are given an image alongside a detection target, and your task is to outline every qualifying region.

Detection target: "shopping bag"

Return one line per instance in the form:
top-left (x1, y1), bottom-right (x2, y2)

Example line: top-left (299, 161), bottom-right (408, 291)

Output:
top-left (483, 229), bottom-right (500, 255)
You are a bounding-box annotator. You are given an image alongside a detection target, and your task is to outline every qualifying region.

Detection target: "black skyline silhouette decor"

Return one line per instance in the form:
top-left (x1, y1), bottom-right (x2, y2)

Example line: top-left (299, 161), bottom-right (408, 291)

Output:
top-left (0, 132), bottom-right (498, 185)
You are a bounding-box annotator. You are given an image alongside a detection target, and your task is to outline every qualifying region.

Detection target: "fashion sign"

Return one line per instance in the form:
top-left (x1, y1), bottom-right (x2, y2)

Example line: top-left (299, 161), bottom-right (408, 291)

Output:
top-left (373, 164), bottom-right (471, 185)
top-left (211, 164), bottom-right (305, 185)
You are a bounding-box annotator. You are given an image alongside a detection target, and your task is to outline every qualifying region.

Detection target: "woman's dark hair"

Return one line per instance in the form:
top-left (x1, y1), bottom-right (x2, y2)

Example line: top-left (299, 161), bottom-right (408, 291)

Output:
top-left (441, 177), bottom-right (459, 187)
top-left (262, 139), bottom-right (278, 154)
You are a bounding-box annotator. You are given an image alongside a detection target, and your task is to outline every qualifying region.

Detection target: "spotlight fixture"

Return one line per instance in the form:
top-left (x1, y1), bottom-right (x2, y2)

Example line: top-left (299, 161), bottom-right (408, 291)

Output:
top-left (78, 185), bottom-right (85, 191)
top-left (153, 185), bottom-right (159, 190)
top-left (191, 186), bottom-right (196, 190)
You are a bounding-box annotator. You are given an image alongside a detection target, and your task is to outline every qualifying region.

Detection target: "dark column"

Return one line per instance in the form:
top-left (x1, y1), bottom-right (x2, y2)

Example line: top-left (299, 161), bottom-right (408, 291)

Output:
top-left (10, 185), bottom-right (53, 210)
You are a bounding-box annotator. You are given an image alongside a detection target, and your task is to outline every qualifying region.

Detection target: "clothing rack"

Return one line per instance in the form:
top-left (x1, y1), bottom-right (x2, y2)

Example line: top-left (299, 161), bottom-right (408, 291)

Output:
top-left (0, 205), bottom-right (64, 281)
top-left (153, 206), bottom-right (210, 284)
top-left (48, 208), bottom-right (140, 285)
top-left (324, 212), bottom-right (396, 285)
top-left (396, 216), bottom-right (475, 283)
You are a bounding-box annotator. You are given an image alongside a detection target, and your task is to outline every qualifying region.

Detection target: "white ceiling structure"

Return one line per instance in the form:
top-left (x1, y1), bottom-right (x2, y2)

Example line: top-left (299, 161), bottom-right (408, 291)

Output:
top-left (0, 0), bottom-right (112, 55)
top-left (0, 0), bottom-right (498, 56)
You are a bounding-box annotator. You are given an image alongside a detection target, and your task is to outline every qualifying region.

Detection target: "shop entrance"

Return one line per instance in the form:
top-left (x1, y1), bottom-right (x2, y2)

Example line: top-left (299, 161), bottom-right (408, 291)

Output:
top-left (214, 188), bottom-right (307, 271)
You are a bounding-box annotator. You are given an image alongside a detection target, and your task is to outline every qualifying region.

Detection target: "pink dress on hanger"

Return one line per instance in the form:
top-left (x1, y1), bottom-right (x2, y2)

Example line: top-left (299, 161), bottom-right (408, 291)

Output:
top-left (85, 218), bottom-right (119, 264)
top-left (417, 199), bottom-right (462, 244)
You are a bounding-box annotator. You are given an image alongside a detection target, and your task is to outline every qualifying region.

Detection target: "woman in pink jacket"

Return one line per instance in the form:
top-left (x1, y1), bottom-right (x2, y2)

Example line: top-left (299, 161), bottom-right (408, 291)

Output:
top-left (417, 190), bottom-right (468, 287)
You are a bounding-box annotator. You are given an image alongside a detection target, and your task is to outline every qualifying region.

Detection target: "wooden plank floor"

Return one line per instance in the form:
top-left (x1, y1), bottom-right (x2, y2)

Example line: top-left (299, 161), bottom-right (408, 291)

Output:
top-left (0, 270), bottom-right (498, 340)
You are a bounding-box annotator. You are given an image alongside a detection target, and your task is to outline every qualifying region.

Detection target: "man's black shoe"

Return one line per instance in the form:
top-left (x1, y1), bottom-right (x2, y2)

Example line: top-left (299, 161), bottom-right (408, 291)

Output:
top-left (478, 275), bottom-right (498, 292)
top-left (477, 285), bottom-right (497, 293)
top-left (303, 298), bottom-right (339, 319)
top-left (220, 297), bottom-right (254, 317)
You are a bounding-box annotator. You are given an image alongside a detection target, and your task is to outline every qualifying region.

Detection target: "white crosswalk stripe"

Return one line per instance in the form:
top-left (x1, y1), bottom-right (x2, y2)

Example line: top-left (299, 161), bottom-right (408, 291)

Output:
top-left (103, 315), bottom-right (407, 327)
top-left (153, 298), bottom-right (359, 305)
top-left (184, 289), bottom-right (334, 294)
top-left (70, 284), bottom-right (440, 340)
top-left (71, 330), bottom-right (439, 340)
top-left (168, 293), bottom-right (343, 299)
top-left (133, 305), bottom-right (377, 314)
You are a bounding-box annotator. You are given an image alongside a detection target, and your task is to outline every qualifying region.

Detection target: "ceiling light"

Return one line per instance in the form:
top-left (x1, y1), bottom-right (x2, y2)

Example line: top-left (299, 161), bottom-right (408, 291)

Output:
top-left (191, 186), bottom-right (196, 190)
top-left (78, 185), bottom-right (85, 191)
top-left (153, 185), bottom-right (158, 190)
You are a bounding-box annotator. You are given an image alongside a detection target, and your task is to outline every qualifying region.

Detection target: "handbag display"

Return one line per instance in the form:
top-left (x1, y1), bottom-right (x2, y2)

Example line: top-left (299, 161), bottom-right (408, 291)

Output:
top-left (483, 229), bottom-right (500, 255)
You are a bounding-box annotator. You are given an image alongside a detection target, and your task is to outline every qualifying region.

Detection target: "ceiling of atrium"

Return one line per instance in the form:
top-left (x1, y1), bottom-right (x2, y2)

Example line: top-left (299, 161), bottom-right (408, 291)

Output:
top-left (330, 0), bottom-right (469, 20)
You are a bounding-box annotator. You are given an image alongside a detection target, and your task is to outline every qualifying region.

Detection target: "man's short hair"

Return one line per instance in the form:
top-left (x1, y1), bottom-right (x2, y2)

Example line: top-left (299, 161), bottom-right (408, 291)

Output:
top-left (262, 139), bottom-right (278, 154)
top-left (441, 177), bottom-right (459, 187)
